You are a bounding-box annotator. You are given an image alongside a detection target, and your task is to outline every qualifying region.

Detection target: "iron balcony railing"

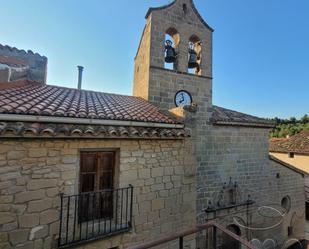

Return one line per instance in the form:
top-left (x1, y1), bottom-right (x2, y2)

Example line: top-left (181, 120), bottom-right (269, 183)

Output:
top-left (58, 185), bottom-right (133, 248)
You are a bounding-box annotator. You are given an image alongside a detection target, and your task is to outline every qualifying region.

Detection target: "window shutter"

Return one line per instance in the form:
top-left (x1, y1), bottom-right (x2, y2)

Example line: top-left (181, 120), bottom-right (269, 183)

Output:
top-left (98, 152), bottom-right (114, 190)
top-left (79, 151), bottom-right (116, 221)
top-left (80, 152), bottom-right (97, 193)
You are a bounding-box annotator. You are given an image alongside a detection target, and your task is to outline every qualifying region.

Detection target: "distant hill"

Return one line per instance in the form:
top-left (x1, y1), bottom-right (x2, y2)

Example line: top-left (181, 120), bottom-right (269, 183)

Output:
top-left (269, 115), bottom-right (309, 138)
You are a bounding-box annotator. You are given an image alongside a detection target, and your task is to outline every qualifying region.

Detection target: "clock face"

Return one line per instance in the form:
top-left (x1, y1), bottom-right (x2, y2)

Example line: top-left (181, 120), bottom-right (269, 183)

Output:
top-left (174, 90), bottom-right (192, 107)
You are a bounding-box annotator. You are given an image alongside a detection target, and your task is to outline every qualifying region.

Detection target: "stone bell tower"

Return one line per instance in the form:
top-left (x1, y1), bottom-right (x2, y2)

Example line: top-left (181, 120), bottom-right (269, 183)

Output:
top-left (133, 0), bottom-right (213, 113)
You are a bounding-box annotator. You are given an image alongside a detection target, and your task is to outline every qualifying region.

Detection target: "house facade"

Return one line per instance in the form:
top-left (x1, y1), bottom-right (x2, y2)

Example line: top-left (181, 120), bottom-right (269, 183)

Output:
top-left (270, 131), bottom-right (309, 175)
top-left (0, 0), bottom-right (306, 249)
top-left (270, 132), bottom-right (309, 228)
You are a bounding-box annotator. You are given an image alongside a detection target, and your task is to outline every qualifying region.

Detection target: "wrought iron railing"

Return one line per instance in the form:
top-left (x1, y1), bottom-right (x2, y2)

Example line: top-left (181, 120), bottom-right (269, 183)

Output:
top-left (127, 222), bottom-right (257, 249)
top-left (58, 185), bottom-right (133, 248)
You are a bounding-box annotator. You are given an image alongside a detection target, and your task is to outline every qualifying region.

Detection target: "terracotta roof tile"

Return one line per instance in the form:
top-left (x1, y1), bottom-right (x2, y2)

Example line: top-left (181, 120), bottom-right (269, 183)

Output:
top-left (0, 82), bottom-right (180, 124)
top-left (269, 131), bottom-right (309, 154)
top-left (211, 105), bottom-right (274, 128)
top-left (0, 55), bottom-right (28, 67)
top-left (0, 121), bottom-right (189, 139)
top-left (0, 79), bottom-right (31, 90)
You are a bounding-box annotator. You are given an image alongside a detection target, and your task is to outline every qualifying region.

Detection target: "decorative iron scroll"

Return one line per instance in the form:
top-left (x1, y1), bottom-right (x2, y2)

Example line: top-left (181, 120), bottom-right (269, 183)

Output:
top-left (204, 177), bottom-right (254, 218)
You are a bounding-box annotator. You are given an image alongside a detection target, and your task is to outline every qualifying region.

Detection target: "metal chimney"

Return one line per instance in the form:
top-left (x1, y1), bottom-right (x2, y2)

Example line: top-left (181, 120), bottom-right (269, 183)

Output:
top-left (77, 65), bottom-right (84, 90)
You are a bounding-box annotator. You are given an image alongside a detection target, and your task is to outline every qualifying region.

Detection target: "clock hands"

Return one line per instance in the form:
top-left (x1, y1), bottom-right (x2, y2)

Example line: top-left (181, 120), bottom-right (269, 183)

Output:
top-left (174, 90), bottom-right (192, 107)
top-left (179, 93), bottom-right (185, 103)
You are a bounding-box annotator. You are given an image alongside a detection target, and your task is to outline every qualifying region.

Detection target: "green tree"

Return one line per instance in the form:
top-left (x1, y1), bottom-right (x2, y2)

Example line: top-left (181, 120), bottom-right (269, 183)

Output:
top-left (269, 114), bottom-right (309, 138)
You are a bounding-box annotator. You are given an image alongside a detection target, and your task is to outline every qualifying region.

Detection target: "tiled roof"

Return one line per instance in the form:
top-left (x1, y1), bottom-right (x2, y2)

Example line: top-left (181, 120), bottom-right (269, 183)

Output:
top-left (0, 79), bottom-right (31, 90)
top-left (0, 55), bottom-right (28, 67)
top-left (211, 105), bottom-right (275, 128)
top-left (269, 131), bottom-right (309, 154)
top-left (0, 82), bottom-right (180, 125)
top-left (0, 122), bottom-right (189, 139)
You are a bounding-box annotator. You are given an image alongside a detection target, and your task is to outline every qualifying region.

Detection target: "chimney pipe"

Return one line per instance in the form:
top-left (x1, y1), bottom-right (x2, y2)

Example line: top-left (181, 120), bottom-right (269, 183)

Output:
top-left (77, 65), bottom-right (84, 90)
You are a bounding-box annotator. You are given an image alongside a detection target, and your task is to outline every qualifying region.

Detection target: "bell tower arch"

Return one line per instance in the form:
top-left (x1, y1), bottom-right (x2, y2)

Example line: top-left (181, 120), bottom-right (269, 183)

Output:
top-left (133, 0), bottom-right (213, 112)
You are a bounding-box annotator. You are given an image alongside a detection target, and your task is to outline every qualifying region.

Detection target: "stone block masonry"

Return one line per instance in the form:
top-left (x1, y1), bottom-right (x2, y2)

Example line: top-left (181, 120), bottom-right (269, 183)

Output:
top-left (0, 138), bottom-right (196, 249)
top-left (0, 44), bottom-right (47, 84)
top-left (0, 0), bottom-right (305, 248)
top-left (133, 0), bottom-right (213, 111)
top-left (131, 0), bottom-right (306, 246)
top-left (197, 125), bottom-right (305, 247)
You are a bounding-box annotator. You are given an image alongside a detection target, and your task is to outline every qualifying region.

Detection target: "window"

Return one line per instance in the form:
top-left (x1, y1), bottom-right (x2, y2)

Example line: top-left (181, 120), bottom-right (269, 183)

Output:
top-left (164, 27), bottom-right (180, 70)
top-left (188, 35), bottom-right (202, 75)
top-left (79, 151), bottom-right (115, 222)
top-left (182, 4), bottom-right (187, 14)
top-left (281, 195), bottom-right (291, 212)
top-left (59, 149), bottom-right (133, 249)
top-left (288, 152), bottom-right (294, 158)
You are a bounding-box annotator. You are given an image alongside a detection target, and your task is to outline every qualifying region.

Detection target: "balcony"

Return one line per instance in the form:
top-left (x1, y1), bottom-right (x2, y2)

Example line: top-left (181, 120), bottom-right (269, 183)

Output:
top-left (58, 186), bottom-right (133, 248)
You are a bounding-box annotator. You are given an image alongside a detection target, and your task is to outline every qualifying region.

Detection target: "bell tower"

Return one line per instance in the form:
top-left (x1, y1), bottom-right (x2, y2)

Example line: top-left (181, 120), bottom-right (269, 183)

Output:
top-left (133, 0), bottom-right (213, 112)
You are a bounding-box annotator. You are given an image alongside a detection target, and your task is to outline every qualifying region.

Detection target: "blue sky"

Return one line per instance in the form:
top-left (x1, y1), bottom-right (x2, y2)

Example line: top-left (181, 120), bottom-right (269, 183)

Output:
top-left (0, 0), bottom-right (308, 119)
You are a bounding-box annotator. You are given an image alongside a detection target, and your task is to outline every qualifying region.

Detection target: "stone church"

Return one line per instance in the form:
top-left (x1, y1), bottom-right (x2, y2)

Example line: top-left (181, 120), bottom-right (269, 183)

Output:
top-left (0, 0), bottom-right (305, 249)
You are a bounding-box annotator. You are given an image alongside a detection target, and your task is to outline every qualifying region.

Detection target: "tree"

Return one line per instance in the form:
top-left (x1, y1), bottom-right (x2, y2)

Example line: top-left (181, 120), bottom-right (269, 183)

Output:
top-left (269, 114), bottom-right (309, 138)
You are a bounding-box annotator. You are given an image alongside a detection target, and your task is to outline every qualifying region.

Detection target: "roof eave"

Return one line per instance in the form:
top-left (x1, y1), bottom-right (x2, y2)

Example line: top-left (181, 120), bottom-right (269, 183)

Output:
top-left (0, 114), bottom-right (184, 129)
top-left (212, 120), bottom-right (275, 129)
top-left (270, 149), bottom-right (309, 156)
top-left (269, 155), bottom-right (308, 176)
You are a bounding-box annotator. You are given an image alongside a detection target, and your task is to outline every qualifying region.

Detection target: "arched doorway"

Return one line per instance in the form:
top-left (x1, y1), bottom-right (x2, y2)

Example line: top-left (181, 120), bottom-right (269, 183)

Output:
top-left (221, 224), bottom-right (241, 249)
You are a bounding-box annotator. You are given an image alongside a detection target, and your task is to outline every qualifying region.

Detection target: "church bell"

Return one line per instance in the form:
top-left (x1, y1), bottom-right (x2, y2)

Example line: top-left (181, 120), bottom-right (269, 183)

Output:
top-left (188, 42), bottom-right (199, 69)
top-left (165, 40), bottom-right (177, 63)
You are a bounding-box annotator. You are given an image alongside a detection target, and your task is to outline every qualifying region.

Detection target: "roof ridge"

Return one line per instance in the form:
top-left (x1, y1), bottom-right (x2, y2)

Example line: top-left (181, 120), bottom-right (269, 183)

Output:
top-left (0, 43), bottom-right (47, 59)
top-left (298, 130), bottom-right (309, 135)
top-left (46, 83), bottom-right (144, 99)
top-left (269, 130), bottom-right (309, 154)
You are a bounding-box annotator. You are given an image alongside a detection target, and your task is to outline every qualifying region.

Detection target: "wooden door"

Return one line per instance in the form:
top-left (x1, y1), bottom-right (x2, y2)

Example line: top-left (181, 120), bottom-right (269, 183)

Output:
top-left (79, 151), bottom-right (115, 222)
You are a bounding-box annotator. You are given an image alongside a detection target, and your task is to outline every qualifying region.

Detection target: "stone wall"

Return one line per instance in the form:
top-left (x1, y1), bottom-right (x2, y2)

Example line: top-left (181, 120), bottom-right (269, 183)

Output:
top-left (196, 125), bottom-right (305, 247)
top-left (133, 5), bottom-right (214, 247)
top-left (270, 152), bottom-right (309, 174)
top-left (147, 0), bottom-right (212, 78)
top-left (133, 21), bottom-right (151, 100)
top-left (267, 159), bottom-right (305, 245)
top-left (131, 1), bottom-right (306, 246)
top-left (0, 61), bottom-right (28, 83)
top-left (133, 0), bottom-right (213, 110)
top-left (0, 138), bottom-right (196, 249)
top-left (0, 44), bottom-right (47, 84)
